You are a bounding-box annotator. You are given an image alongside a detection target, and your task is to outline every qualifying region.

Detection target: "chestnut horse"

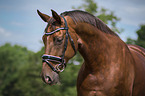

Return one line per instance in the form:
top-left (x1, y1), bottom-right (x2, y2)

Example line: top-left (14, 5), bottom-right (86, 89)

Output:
top-left (37, 9), bottom-right (145, 96)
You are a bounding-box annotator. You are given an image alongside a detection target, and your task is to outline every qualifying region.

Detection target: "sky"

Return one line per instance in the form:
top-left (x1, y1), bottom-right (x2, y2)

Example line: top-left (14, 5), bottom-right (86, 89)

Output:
top-left (0, 0), bottom-right (145, 52)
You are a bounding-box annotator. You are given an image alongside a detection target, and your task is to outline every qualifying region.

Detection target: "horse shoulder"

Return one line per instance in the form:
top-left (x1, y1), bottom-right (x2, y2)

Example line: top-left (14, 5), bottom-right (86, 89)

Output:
top-left (127, 44), bottom-right (145, 95)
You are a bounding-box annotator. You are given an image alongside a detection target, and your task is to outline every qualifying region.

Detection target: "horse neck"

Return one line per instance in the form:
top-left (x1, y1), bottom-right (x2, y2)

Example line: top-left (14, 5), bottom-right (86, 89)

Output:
top-left (75, 23), bottom-right (124, 72)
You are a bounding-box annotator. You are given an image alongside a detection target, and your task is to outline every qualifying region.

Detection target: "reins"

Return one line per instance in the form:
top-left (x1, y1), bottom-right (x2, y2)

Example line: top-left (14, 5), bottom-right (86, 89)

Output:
top-left (42, 15), bottom-right (76, 73)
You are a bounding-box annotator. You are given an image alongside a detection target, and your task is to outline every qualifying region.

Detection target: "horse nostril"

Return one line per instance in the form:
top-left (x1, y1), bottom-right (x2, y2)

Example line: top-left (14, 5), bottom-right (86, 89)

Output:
top-left (45, 76), bottom-right (52, 84)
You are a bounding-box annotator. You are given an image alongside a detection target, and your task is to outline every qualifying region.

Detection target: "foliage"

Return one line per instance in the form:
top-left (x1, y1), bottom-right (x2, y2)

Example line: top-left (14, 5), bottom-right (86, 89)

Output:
top-left (126, 24), bottom-right (145, 48)
top-left (126, 38), bottom-right (136, 45)
top-left (0, 43), bottom-right (83, 96)
top-left (72, 0), bottom-right (122, 33)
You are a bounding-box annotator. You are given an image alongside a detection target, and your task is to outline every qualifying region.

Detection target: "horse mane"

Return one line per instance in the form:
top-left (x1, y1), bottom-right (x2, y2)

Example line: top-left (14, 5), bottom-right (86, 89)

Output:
top-left (61, 10), bottom-right (118, 37)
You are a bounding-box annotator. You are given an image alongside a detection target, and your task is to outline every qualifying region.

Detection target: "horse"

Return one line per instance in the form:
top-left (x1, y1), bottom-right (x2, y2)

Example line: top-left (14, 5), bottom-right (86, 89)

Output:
top-left (37, 9), bottom-right (145, 96)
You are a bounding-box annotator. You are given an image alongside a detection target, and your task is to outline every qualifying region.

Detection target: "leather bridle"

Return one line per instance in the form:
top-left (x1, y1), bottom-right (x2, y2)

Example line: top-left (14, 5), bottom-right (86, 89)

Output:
top-left (42, 15), bottom-right (76, 73)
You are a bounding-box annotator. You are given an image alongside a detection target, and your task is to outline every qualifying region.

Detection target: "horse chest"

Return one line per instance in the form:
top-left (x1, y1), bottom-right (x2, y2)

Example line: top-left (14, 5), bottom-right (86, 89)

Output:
top-left (77, 73), bottom-right (106, 96)
top-left (77, 64), bottom-right (129, 96)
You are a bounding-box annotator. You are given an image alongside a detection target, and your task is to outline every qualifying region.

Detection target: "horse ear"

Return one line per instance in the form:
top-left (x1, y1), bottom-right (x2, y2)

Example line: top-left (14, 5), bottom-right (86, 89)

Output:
top-left (37, 10), bottom-right (50, 22)
top-left (51, 9), bottom-right (61, 24)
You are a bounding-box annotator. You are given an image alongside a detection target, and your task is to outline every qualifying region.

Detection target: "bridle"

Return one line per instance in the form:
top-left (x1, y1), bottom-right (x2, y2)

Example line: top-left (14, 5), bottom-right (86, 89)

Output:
top-left (42, 15), bottom-right (76, 73)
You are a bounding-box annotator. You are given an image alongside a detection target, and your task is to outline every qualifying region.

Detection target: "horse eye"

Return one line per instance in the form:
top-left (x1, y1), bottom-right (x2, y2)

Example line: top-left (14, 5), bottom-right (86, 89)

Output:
top-left (58, 37), bottom-right (63, 42)
top-left (53, 37), bottom-right (63, 45)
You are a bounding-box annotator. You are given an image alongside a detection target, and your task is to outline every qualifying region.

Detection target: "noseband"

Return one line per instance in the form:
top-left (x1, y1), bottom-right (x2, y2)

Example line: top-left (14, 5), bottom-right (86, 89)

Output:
top-left (42, 15), bottom-right (76, 73)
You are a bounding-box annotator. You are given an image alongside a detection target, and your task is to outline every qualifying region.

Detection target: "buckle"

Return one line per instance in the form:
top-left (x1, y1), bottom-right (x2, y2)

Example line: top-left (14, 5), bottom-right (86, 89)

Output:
top-left (56, 64), bottom-right (65, 72)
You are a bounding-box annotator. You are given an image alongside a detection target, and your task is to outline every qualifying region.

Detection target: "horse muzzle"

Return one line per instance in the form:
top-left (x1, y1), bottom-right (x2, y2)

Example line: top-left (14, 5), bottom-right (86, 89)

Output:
top-left (41, 61), bottom-right (61, 85)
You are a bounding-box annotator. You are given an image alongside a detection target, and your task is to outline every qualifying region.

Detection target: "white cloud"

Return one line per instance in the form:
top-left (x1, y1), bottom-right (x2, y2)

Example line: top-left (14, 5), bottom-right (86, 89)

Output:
top-left (0, 27), bottom-right (11, 37)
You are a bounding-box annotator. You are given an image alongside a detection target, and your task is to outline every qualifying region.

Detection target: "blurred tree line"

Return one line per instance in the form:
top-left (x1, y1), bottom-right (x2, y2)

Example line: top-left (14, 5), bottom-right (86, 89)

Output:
top-left (0, 0), bottom-right (144, 96)
top-left (126, 24), bottom-right (145, 48)
top-left (0, 43), bottom-right (83, 96)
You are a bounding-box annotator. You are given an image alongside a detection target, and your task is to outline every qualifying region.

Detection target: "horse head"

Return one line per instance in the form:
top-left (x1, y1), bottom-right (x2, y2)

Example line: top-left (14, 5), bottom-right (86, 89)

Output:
top-left (37, 9), bottom-right (78, 85)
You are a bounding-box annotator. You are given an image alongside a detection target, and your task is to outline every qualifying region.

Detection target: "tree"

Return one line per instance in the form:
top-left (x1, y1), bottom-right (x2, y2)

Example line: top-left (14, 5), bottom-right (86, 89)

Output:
top-left (72, 0), bottom-right (122, 33)
top-left (0, 43), bottom-right (34, 96)
top-left (0, 43), bottom-right (82, 96)
top-left (126, 24), bottom-right (145, 48)
top-left (136, 24), bottom-right (145, 48)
